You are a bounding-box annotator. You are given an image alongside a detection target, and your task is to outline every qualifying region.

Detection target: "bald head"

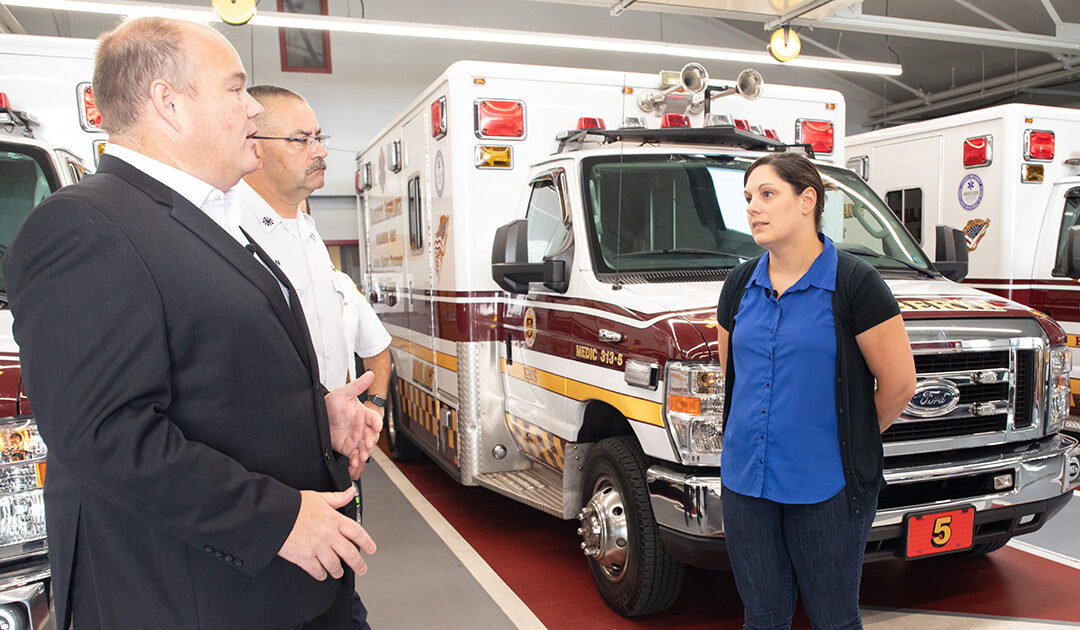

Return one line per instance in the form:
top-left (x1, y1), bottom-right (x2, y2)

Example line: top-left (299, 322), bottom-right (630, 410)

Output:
top-left (92, 16), bottom-right (263, 191)
top-left (92, 17), bottom-right (203, 135)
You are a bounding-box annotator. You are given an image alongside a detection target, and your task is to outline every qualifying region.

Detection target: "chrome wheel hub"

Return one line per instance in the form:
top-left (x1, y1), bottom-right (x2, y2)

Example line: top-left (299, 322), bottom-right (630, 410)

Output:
top-left (577, 476), bottom-right (629, 581)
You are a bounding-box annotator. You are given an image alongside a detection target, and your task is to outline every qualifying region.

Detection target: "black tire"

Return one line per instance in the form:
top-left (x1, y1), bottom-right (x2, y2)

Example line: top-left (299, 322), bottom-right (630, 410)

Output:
top-left (385, 377), bottom-right (423, 462)
top-left (579, 435), bottom-right (685, 617)
top-left (959, 538), bottom-right (1009, 557)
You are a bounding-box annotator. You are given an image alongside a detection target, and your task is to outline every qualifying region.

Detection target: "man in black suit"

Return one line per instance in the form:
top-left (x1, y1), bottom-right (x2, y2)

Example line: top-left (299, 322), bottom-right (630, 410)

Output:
top-left (4, 17), bottom-right (381, 630)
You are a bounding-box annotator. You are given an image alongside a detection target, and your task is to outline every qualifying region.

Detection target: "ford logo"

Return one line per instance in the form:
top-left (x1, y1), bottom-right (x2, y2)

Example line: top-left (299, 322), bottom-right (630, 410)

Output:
top-left (905, 379), bottom-right (961, 418)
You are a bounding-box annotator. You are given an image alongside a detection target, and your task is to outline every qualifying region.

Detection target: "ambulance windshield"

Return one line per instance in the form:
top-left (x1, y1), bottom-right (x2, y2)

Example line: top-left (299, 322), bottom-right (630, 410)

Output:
top-left (0, 144), bottom-right (59, 300)
top-left (581, 154), bottom-right (934, 276)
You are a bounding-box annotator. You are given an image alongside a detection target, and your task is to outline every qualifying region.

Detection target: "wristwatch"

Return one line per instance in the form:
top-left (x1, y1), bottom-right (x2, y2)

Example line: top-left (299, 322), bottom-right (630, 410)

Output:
top-left (363, 393), bottom-right (386, 408)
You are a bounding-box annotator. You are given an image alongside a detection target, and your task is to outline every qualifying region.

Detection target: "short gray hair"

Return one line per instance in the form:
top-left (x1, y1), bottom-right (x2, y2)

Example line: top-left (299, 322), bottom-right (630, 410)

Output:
top-left (247, 84), bottom-right (303, 105)
top-left (93, 17), bottom-right (194, 135)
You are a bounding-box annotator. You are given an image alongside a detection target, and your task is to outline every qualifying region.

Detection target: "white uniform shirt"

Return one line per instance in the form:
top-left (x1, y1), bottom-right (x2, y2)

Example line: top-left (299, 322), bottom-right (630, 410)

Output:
top-left (332, 270), bottom-right (392, 382)
top-left (235, 180), bottom-right (389, 388)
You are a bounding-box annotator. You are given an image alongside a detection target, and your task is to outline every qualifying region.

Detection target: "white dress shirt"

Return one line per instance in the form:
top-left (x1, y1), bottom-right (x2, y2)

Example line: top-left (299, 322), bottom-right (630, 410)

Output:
top-left (105, 145), bottom-right (247, 246)
top-left (236, 180), bottom-right (389, 389)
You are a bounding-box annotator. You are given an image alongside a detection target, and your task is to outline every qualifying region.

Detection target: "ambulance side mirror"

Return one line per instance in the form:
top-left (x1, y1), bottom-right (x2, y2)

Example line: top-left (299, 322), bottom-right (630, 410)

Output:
top-left (491, 219), bottom-right (566, 294)
top-left (933, 225), bottom-right (969, 282)
top-left (1064, 226), bottom-right (1080, 280)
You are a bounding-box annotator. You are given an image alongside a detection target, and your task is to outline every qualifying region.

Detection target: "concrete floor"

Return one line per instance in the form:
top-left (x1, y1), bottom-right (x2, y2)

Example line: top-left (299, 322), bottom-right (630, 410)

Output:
top-left (357, 448), bottom-right (1080, 629)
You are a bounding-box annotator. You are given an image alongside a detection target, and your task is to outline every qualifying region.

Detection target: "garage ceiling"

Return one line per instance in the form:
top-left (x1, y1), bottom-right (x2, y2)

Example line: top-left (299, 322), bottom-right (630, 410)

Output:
top-left (538, 0), bottom-right (1080, 127)
top-left (4, 0), bottom-right (1079, 129)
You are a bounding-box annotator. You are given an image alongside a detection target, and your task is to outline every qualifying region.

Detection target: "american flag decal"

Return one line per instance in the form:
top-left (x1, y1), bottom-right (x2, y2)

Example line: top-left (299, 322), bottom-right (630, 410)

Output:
top-left (433, 214), bottom-right (450, 279)
top-left (963, 218), bottom-right (990, 251)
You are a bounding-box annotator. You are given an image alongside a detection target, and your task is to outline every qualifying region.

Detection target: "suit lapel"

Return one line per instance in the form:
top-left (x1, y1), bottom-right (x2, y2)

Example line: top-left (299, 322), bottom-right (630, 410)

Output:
top-left (96, 156), bottom-right (315, 374)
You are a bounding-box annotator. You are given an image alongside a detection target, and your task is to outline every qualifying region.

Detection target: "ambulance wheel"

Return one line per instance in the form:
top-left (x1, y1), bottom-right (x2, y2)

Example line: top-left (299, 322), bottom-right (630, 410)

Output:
top-left (578, 436), bottom-right (685, 617)
top-left (385, 378), bottom-right (422, 462)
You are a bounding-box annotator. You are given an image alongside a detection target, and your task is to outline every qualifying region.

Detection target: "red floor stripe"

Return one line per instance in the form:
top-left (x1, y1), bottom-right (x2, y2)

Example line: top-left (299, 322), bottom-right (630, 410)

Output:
top-left (389, 451), bottom-right (1080, 627)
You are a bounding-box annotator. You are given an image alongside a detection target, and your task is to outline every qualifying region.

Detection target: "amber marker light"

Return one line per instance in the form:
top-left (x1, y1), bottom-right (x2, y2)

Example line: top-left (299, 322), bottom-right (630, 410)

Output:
top-left (668, 395), bottom-right (702, 415)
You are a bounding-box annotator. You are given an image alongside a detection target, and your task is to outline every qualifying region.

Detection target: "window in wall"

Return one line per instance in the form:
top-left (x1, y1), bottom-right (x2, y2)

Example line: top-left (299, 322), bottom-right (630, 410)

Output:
top-left (885, 187), bottom-right (923, 244)
top-left (326, 241), bottom-right (361, 284)
top-left (278, 0), bottom-right (332, 74)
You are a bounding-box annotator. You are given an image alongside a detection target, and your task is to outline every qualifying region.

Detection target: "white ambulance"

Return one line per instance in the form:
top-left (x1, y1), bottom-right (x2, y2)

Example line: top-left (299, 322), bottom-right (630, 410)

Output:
top-left (0, 91), bottom-right (96, 630)
top-left (847, 104), bottom-right (1080, 432)
top-left (0, 34), bottom-right (105, 167)
top-left (355, 62), bottom-right (1080, 616)
top-left (0, 33), bottom-right (101, 629)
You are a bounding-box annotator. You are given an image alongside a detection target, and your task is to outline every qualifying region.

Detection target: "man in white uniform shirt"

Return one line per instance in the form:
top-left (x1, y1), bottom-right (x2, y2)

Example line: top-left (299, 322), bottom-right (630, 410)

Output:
top-left (238, 85), bottom-right (391, 401)
top-left (237, 85), bottom-right (391, 630)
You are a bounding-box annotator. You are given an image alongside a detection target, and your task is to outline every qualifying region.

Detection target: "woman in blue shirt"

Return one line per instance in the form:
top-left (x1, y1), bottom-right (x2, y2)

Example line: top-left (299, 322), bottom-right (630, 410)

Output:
top-left (716, 152), bottom-right (916, 629)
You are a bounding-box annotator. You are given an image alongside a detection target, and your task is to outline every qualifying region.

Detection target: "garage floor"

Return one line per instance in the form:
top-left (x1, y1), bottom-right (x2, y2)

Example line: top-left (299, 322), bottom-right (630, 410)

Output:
top-left (356, 447), bottom-right (1080, 629)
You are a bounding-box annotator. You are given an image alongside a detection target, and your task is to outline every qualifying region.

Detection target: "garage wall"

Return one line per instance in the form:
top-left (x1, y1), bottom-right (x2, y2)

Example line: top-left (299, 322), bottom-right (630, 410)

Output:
top-left (11, 0), bottom-right (888, 240)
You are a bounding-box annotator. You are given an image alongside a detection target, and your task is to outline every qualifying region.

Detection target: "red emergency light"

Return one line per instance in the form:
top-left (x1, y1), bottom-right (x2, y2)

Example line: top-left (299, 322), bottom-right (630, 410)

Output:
top-left (431, 96), bottom-right (447, 139)
top-left (733, 118), bottom-right (749, 131)
top-left (963, 135), bottom-right (992, 167)
top-left (1024, 129), bottom-right (1055, 161)
top-left (764, 129), bottom-right (779, 140)
top-left (77, 82), bottom-right (102, 131)
top-left (796, 119), bottom-right (834, 154)
top-left (577, 117), bottom-right (605, 130)
top-left (0, 92), bottom-right (9, 108)
top-left (660, 114), bottom-right (690, 128)
top-left (475, 99), bottom-right (525, 139)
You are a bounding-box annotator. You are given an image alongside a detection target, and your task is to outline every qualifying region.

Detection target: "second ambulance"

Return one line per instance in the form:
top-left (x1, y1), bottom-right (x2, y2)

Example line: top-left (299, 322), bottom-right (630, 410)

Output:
top-left (355, 61), bottom-right (1080, 616)
top-left (848, 103), bottom-right (1080, 432)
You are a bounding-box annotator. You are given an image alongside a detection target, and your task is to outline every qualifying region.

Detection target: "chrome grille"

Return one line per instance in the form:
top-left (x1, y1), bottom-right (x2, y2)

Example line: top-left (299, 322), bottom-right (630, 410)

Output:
top-left (884, 347), bottom-right (1034, 444)
top-left (1014, 349), bottom-right (1036, 429)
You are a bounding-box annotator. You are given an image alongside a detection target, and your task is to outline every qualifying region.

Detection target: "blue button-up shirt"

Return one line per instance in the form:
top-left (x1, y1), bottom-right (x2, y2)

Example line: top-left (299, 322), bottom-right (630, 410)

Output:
top-left (722, 236), bottom-right (846, 504)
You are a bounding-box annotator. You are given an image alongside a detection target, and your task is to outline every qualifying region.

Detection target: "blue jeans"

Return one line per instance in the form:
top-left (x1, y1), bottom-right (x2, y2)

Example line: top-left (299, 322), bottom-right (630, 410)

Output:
top-left (721, 485), bottom-right (875, 630)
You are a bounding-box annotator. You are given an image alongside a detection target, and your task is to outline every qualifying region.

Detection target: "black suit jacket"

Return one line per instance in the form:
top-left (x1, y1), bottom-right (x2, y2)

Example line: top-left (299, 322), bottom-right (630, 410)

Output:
top-left (5, 155), bottom-right (352, 629)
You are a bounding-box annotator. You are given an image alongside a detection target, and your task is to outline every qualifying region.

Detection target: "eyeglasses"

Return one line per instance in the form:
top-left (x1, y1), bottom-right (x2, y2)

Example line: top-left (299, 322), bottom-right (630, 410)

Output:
top-left (251, 134), bottom-right (331, 150)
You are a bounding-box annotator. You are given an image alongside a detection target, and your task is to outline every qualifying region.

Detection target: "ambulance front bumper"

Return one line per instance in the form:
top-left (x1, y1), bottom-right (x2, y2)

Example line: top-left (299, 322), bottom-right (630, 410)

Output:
top-left (646, 433), bottom-right (1080, 568)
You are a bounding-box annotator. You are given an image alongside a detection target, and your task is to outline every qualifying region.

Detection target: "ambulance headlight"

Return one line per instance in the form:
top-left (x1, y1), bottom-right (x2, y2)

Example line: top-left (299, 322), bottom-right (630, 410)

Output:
top-left (0, 419), bottom-right (48, 554)
top-left (1047, 346), bottom-right (1071, 434)
top-left (664, 361), bottom-right (724, 466)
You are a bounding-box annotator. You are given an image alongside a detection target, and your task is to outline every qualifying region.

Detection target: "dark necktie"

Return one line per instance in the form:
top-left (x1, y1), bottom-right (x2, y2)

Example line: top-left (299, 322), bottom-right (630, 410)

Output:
top-left (239, 226), bottom-right (318, 377)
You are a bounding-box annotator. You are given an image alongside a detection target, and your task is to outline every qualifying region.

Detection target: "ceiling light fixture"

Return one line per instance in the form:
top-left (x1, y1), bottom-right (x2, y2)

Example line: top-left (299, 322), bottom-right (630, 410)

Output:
top-left (768, 26), bottom-right (801, 63)
top-left (212, 0), bottom-right (255, 26)
top-left (4, 0), bottom-right (902, 76)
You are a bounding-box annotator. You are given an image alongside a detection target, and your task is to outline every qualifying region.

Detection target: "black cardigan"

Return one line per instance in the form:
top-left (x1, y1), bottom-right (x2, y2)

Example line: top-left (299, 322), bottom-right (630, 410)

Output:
top-left (716, 250), bottom-right (902, 516)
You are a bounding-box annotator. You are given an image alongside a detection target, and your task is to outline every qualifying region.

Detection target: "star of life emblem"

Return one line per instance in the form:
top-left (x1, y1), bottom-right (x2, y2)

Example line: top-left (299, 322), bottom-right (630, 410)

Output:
top-left (261, 216), bottom-right (274, 226)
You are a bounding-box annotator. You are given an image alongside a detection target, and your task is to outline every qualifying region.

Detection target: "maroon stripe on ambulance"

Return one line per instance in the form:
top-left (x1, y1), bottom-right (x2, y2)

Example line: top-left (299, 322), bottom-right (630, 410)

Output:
top-left (964, 279), bottom-right (1080, 325)
top-left (0, 358), bottom-right (26, 417)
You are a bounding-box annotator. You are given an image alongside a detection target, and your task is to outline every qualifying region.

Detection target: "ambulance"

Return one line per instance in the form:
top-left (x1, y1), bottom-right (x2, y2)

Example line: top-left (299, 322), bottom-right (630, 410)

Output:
top-left (847, 104), bottom-right (1080, 433)
top-left (0, 33), bottom-right (102, 630)
top-left (355, 61), bottom-right (1080, 616)
top-left (0, 34), bottom-right (105, 167)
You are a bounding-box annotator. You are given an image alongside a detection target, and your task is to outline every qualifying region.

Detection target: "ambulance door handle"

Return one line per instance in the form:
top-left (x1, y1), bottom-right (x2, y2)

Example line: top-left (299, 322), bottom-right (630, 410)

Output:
top-left (598, 329), bottom-right (623, 344)
top-left (504, 333), bottom-right (513, 365)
